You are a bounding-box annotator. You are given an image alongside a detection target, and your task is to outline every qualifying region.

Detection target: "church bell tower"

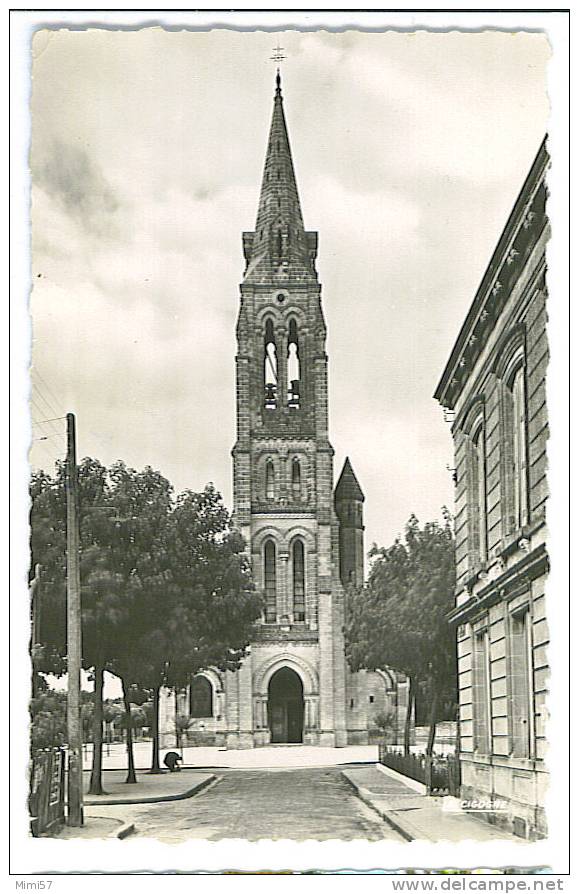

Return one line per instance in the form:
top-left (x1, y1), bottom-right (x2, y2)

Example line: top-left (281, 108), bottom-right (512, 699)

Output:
top-left (159, 73), bottom-right (411, 752)
top-left (231, 72), bottom-right (347, 747)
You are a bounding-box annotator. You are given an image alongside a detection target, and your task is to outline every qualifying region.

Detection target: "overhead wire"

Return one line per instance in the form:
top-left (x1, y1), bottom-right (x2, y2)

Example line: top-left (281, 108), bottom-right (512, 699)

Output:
top-left (33, 370), bottom-right (65, 417)
top-left (31, 387), bottom-right (65, 437)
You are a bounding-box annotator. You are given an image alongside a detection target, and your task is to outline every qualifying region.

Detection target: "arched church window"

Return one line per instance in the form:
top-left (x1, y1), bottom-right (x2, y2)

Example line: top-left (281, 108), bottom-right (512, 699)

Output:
top-left (291, 457), bottom-right (301, 499)
top-left (264, 539), bottom-right (277, 623)
top-left (287, 318), bottom-right (300, 408)
top-left (264, 318), bottom-right (277, 409)
top-left (292, 539), bottom-right (305, 623)
top-left (190, 676), bottom-right (213, 718)
top-left (265, 459), bottom-right (275, 501)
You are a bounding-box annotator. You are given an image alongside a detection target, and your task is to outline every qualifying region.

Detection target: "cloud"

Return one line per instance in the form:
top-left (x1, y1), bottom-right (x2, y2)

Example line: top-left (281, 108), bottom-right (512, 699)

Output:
top-left (28, 28), bottom-right (550, 549)
top-left (35, 140), bottom-right (120, 236)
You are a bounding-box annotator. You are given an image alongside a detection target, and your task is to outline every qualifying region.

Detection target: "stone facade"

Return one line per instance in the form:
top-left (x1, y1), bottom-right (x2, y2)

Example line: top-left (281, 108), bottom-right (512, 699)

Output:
top-left (160, 75), bottom-right (408, 750)
top-left (434, 139), bottom-right (549, 839)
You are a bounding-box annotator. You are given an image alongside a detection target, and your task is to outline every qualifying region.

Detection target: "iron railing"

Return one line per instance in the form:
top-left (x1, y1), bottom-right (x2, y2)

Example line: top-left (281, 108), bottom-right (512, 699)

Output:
top-left (379, 744), bottom-right (461, 796)
top-left (29, 747), bottom-right (65, 836)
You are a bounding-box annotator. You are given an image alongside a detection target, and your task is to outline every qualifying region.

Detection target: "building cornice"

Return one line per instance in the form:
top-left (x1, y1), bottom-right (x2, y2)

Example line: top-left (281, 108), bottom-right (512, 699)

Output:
top-left (434, 137), bottom-right (549, 410)
top-left (447, 543), bottom-right (548, 626)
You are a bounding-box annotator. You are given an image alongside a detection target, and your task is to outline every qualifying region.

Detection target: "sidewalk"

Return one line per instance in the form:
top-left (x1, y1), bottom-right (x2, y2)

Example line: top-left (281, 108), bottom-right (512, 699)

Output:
top-left (342, 764), bottom-right (523, 843)
top-left (83, 742), bottom-right (379, 770)
top-left (83, 769), bottom-right (216, 805)
top-left (49, 814), bottom-right (134, 840)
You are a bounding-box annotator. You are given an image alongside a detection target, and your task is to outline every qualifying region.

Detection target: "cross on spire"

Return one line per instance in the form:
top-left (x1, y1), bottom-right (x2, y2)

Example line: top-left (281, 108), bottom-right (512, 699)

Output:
top-left (271, 43), bottom-right (285, 92)
top-left (270, 43), bottom-right (286, 64)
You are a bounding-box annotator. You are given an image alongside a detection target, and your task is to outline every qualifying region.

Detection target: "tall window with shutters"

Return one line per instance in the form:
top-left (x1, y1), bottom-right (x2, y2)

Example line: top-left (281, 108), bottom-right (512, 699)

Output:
top-left (472, 420), bottom-right (488, 565)
top-left (508, 607), bottom-right (534, 759)
top-left (511, 365), bottom-right (529, 530)
top-left (500, 345), bottom-right (529, 536)
top-left (472, 627), bottom-right (492, 754)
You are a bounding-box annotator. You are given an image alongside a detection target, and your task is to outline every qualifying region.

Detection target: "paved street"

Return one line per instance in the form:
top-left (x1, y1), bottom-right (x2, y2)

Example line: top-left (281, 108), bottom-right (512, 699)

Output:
top-left (97, 767), bottom-right (405, 842)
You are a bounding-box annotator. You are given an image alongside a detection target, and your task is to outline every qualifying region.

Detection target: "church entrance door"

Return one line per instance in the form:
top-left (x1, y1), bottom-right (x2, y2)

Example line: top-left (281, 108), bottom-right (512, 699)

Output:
top-left (267, 667), bottom-right (304, 744)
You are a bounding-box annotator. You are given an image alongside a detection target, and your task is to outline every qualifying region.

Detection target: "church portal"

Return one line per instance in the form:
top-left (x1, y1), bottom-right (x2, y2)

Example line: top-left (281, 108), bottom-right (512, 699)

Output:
top-left (268, 667), bottom-right (304, 744)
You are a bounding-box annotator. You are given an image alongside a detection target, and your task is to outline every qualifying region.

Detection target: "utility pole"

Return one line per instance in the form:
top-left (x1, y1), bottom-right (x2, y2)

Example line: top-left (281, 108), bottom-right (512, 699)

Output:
top-left (30, 563), bottom-right (41, 698)
top-left (66, 412), bottom-right (83, 826)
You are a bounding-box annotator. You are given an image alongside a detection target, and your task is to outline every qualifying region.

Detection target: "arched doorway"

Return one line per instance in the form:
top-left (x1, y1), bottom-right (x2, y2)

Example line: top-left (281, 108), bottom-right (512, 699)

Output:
top-left (268, 667), bottom-right (304, 744)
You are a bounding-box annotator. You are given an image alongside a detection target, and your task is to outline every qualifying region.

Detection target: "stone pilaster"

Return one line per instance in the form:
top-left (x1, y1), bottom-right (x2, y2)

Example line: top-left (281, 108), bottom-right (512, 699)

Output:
top-left (318, 590), bottom-right (335, 746)
top-left (238, 657), bottom-right (254, 748)
top-left (225, 669), bottom-right (240, 749)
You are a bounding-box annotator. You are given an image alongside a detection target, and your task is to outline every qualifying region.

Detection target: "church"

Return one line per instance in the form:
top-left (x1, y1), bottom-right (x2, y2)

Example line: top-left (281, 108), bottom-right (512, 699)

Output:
top-left (160, 74), bottom-right (409, 748)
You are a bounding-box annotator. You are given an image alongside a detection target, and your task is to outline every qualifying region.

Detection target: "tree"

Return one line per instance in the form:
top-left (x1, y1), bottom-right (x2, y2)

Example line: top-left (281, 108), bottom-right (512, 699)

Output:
top-left (345, 512), bottom-right (456, 755)
top-left (30, 690), bottom-right (67, 751)
top-left (29, 461), bottom-right (263, 787)
top-left (103, 700), bottom-right (124, 742)
top-left (91, 461), bottom-right (174, 783)
top-left (118, 484), bottom-right (262, 774)
top-left (372, 708), bottom-right (396, 744)
top-left (174, 714), bottom-right (192, 757)
top-left (29, 458), bottom-right (132, 793)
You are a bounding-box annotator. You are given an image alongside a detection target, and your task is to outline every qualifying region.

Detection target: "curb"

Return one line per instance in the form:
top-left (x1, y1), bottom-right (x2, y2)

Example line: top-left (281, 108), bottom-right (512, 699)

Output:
top-left (116, 822), bottom-right (135, 840)
top-left (374, 761), bottom-right (427, 795)
top-left (341, 771), bottom-right (416, 843)
top-left (84, 773), bottom-right (217, 807)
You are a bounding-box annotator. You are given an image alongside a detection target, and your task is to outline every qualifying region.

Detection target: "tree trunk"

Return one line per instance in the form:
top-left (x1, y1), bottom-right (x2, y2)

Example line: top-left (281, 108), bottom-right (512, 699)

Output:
top-left (88, 662), bottom-right (106, 795)
top-left (122, 678), bottom-right (137, 784)
top-left (403, 677), bottom-right (415, 756)
top-left (149, 684), bottom-right (162, 774)
top-left (426, 685), bottom-right (439, 758)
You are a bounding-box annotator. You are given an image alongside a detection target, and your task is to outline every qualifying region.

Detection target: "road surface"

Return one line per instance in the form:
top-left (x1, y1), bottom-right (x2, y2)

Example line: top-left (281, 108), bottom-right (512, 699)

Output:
top-left (122, 767), bottom-right (405, 842)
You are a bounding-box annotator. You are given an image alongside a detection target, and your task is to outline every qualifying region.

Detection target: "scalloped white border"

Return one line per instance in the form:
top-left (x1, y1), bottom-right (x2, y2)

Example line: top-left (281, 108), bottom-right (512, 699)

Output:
top-left (8, 7), bottom-right (570, 880)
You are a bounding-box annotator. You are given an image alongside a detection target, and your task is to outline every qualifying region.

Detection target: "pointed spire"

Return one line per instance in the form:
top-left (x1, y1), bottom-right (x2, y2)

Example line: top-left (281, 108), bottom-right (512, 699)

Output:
top-left (335, 457), bottom-right (365, 502)
top-left (242, 74), bottom-right (316, 284)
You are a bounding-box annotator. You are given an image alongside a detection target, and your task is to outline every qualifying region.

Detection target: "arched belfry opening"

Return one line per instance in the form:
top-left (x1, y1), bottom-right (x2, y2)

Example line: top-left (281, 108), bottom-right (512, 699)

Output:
top-left (268, 667), bottom-right (304, 744)
top-left (287, 318), bottom-right (300, 408)
top-left (264, 318), bottom-right (278, 409)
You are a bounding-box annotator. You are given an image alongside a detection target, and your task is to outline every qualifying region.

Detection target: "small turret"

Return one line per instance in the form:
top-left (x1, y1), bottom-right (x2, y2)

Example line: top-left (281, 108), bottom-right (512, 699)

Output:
top-left (334, 457), bottom-right (365, 588)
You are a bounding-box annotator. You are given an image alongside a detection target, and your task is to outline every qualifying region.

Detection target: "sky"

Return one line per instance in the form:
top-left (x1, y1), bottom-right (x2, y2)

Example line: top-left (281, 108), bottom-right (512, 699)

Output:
top-left (29, 27), bottom-right (550, 554)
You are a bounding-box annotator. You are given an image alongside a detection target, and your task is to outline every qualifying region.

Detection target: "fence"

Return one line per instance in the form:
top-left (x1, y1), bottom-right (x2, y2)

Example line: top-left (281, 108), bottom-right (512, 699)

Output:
top-left (379, 744), bottom-right (461, 797)
top-left (29, 748), bottom-right (65, 836)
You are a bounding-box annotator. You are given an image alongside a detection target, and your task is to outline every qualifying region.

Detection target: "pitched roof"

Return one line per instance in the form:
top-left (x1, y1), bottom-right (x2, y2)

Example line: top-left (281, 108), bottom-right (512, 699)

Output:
top-left (243, 73), bottom-right (317, 284)
top-left (335, 457), bottom-right (365, 502)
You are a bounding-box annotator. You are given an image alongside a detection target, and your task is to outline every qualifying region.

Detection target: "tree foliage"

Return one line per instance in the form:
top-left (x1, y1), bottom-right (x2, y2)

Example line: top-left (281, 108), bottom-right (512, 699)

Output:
top-left (29, 458), bottom-right (263, 781)
top-left (345, 512), bottom-right (457, 742)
